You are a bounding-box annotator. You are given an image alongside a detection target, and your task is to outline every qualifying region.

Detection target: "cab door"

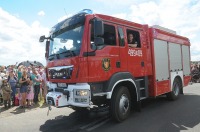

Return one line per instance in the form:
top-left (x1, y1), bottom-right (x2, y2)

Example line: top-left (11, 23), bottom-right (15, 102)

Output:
top-left (117, 26), bottom-right (127, 71)
top-left (88, 22), bottom-right (120, 82)
top-left (126, 29), bottom-right (145, 77)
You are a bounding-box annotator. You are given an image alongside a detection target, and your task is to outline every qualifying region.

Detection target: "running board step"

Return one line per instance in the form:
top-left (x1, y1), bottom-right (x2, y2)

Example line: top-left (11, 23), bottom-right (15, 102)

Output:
top-left (136, 77), bottom-right (149, 101)
top-left (140, 97), bottom-right (147, 100)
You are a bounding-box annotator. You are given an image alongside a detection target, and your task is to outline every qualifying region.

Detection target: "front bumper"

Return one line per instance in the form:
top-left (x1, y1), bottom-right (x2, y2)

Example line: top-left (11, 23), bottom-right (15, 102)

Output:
top-left (46, 83), bottom-right (91, 108)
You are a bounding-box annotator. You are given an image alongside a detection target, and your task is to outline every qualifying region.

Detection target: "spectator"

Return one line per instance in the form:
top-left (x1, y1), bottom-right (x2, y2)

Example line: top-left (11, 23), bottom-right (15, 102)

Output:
top-left (0, 73), bottom-right (5, 104)
top-left (19, 70), bottom-right (31, 108)
top-left (26, 76), bottom-right (34, 107)
top-left (39, 69), bottom-right (43, 101)
top-left (0, 66), bottom-right (6, 74)
top-left (8, 70), bottom-right (18, 106)
top-left (41, 69), bottom-right (47, 103)
top-left (27, 66), bottom-right (32, 78)
top-left (31, 68), bottom-right (42, 104)
top-left (1, 77), bottom-right (12, 108)
top-left (17, 65), bottom-right (23, 81)
top-left (0, 73), bottom-right (5, 87)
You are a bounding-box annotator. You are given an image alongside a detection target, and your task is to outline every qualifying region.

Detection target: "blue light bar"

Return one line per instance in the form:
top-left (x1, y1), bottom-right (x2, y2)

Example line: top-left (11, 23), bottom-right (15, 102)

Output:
top-left (78, 9), bottom-right (93, 14)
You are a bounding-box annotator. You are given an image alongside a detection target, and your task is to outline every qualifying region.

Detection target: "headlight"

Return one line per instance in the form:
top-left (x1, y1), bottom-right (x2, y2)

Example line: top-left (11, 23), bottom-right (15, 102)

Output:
top-left (74, 89), bottom-right (90, 104)
top-left (75, 90), bottom-right (89, 96)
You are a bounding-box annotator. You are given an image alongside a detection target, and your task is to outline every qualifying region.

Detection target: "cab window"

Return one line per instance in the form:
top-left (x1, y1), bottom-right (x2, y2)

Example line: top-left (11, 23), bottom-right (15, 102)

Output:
top-left (103, 24), bottom-right (116, 46)
top-left (118, 27), bottom-right (125, 46)
top-left (90, 23), bottom-right (116, 49)
top-left (127, 29), bottom-right (141, 48)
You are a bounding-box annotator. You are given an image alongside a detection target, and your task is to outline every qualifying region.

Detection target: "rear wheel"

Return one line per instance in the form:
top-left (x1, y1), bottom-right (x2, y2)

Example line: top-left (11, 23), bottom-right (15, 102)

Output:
top-left (167, 78), bottom-right (181, 100)
top-left (111, 86), bottom-right (131, 122)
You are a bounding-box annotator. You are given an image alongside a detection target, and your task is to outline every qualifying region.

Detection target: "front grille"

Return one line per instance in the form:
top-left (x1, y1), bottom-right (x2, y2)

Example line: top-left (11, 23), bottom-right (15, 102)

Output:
top-left (49, 66), bottom-right (73, 79)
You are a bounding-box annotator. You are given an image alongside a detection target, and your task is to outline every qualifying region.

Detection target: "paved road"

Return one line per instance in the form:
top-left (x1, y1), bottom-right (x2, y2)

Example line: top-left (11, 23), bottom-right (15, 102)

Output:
top-left (0, 83), bottom-right (200, 132)
top-left (95, 83), bottom-right (200, 132)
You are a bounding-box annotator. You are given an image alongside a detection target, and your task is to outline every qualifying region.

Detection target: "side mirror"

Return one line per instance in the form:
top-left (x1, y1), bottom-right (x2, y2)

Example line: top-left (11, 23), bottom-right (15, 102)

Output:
top-left (94, 18), bottom-right (104, 37)
top-left (94, 37), bottom-right (104, 46)
top-left (39, 35), bottom-right (45, 42)
top-left (45, 41), bottom-right (50, 59)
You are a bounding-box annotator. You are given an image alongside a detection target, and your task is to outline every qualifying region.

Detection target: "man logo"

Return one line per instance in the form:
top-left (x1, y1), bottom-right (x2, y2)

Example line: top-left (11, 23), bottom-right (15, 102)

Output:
top-left (102, 58), bottom-right (110, 71)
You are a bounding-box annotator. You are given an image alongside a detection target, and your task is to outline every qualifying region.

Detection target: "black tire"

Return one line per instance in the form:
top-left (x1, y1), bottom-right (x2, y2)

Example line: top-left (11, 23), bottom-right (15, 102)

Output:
top-left (111, 86), bottom-right (131, 122)
top-left (167, 78), bottom-right (181, 100)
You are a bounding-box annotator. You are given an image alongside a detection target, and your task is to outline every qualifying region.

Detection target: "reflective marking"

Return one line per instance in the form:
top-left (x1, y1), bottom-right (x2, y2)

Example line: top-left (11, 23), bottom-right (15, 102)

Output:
top-left (48, 65), bottom-right (74, 70)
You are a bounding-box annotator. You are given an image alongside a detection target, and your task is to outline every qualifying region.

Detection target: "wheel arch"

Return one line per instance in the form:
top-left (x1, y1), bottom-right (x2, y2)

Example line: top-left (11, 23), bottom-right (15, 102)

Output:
top-left (170, 71), bottom-right (183, 94)
top-left (105, 72), bottom-right (139, 102)
top-left (167, 75), bottom-right (183, 100)
top-left (174, 75), bottom-right (183, 94)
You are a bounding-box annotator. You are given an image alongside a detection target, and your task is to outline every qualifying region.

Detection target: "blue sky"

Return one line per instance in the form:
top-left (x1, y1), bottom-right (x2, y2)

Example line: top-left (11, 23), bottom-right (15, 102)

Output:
top-left (0, 0), bottom-right (92, 27)
top-left (0, 0), bottom-right (200, 66)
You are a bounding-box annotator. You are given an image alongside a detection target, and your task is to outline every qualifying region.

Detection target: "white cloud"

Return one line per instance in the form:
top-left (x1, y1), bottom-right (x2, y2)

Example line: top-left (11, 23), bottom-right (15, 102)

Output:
top-left (0, 8), bottom-right (49, 66)
top-left (128, 1), bottom-right (161, 24)
top-left (38, 10), bottom-right (45, 16)
top-left (109, 0), bottom-right (200, 61)
top-left (94, 0), bottom-right (150, 7)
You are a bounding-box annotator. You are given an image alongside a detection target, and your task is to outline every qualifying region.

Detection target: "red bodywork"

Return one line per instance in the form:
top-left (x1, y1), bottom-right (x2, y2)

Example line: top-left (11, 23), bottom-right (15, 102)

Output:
top-left (149, 28), bottom-right (191, 96)
top-left (46, 13), bottom-right (191, 97)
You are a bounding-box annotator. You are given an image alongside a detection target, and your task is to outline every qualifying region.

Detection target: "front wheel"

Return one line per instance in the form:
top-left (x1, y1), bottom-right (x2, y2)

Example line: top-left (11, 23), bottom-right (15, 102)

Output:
top-left (167, 78), bottom-right (181, 100)
top-left (111, 86), bottom-right (131, 122)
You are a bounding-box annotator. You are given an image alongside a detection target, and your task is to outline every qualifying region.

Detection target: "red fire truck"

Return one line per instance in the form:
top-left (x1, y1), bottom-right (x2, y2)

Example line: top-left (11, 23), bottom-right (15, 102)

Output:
top-left (40, 9), bottom-right (191, 122)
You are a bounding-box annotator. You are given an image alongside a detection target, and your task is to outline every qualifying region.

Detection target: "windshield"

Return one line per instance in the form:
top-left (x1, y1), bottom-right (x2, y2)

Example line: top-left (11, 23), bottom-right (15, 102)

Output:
top-left (49, 25), bottom-right (84, 59)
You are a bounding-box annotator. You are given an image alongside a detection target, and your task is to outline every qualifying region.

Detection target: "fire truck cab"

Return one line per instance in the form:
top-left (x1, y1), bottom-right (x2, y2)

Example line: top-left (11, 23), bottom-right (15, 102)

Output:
top-left (40, 9), bottom-right (191, 122)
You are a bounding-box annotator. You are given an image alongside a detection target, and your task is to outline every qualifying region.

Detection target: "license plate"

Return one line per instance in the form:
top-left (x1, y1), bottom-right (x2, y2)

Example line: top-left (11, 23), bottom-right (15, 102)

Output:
top-left (57, 83), bottom-right (67, 87)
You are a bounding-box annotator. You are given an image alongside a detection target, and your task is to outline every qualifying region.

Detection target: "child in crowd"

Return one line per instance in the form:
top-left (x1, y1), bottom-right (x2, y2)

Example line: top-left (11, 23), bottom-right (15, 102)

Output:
top-left (1, 77), bottom-right (12, 108)
top-left (15, 88), bottom-right (21, 106)
top-left (26, 80), bottom-right (34, 107)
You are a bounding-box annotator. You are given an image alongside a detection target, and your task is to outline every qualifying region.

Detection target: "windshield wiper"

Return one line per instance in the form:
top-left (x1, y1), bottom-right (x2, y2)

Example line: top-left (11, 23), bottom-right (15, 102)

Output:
top-left (59, 50), bottom-right (76, 57)
top-left (48, 50), bottom-right (75, 60)
top-left (48, 53), bottom-right (60, 61)
top-left (48, 54), bottom-right (55, 61)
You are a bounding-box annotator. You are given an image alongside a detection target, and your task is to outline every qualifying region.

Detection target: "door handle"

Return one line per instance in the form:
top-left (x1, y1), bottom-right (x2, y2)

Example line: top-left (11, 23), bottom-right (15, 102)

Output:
top-left (141, 61), bottom-right (144, 67)
top-left (116, 61), bottom-right (120, 68)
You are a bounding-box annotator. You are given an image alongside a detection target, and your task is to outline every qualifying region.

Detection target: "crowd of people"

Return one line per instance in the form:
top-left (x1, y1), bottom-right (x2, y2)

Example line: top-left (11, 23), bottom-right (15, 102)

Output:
top-left (0, 62), bottom-right (199, 109)
top-left (191, 63), bottom-right (200, 83)
top-left (0, 64), bottom-right (47, 109)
